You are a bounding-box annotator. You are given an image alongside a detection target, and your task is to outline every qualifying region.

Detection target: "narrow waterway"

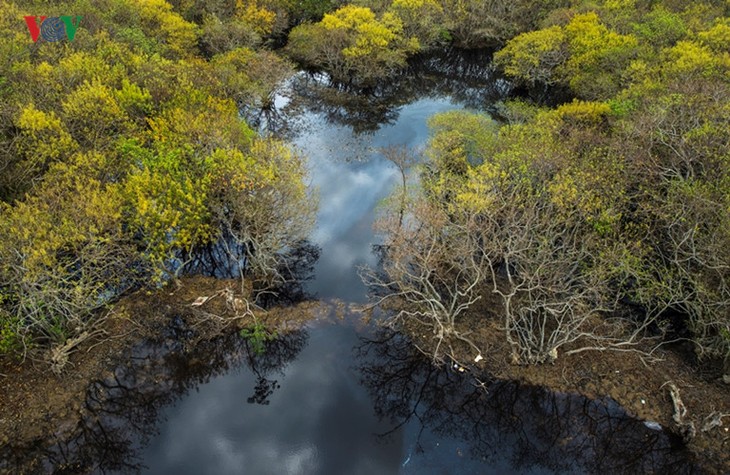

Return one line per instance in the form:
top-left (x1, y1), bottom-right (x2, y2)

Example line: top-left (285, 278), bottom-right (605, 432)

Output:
top-left (135, 90), bottom-right (492, 474)
top-left (4, 52), bottom-right (700, 473)
top-left (127, 63), bottom-right (698, 473)
top-left (298, 95), bottom-right (463, 303)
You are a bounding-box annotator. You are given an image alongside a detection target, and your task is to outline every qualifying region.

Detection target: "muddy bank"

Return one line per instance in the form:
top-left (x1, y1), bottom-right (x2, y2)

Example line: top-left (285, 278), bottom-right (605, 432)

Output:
top-left (399, 310), bottom-right (730, 474)
top-left (0, 276), bottom-right (323, 474)
top-left (358, 329), bottom-right (700, 474)
top-left (0, 274), bottom-right (725, 473)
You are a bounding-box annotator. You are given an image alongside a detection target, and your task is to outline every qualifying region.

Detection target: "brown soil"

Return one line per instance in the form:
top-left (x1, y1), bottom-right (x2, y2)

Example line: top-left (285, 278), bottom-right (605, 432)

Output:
top-left (0, 276), bottom-right (327, 474)
top-left (1, 275), bottom-right (727, 473)
top-left (403, 308), bottom-right (730, 474)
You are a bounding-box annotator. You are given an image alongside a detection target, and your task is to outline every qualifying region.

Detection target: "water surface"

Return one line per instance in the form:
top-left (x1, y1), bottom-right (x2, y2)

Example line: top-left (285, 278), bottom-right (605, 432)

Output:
top-left (2, 51), bottom-right (698, 474)
top-left (137, 85), bottom-right (482, 474)
top-left (130, 63), bottom-right (697, 473)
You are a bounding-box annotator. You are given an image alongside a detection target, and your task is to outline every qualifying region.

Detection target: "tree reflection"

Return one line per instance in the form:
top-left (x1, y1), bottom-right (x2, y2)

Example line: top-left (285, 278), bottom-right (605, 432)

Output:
top-left (256, 240), bottom-right (321, 308)
top-left (261, 46), bottom-right (580, 139)
top-left (279, 48), bottom-right (513, 136)
top-left (184, 238), bottom-right (321, 308)
top-left (357, 328), bottom-right (699, 474)
top-left (244, 327), bottom-right (309, 406)
top-left (3, 322), bottom-right (308, 473)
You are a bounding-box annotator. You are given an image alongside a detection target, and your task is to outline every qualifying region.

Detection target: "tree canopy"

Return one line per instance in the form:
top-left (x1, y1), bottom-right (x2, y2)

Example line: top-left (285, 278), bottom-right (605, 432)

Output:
top-left (0, 0), bottom-right (313, 357)
top-left (368, 0), bottom-right (730, 370)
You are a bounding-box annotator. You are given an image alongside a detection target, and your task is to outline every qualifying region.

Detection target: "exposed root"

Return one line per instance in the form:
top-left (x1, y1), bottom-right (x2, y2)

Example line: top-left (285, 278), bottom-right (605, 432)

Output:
top-left (49, 327), bottom-right (106, 376)
top-left (664, 381), bottom-right (697, 442)
top-left (701, 412), bottom-right (730, 433)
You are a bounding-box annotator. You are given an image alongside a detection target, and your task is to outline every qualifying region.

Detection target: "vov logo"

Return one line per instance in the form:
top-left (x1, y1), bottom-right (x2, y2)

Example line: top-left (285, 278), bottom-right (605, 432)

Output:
top-left (24, 16), bottom-right (83, 42)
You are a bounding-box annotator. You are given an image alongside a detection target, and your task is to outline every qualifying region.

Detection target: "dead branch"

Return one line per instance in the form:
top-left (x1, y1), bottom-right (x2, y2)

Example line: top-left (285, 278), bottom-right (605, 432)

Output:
top-left (701, 412), bottom-right (730, 433)
top-left (665, 381), bottom-right (697, 441)
top-left (187, 287), bottom-right (263, 332)
top-left (49, 321), bottom-right (107, 376)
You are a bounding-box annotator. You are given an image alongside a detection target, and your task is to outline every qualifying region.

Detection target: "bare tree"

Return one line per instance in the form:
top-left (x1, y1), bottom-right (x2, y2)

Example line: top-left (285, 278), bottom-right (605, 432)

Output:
top-left (366, 150), bottom-right (665, 365)
top-left (474, 189), bottom-right (655, 364)
top-left (380, 144), bottom-right (417, 227)
top-left (363, 198), bottom-right (486, 362)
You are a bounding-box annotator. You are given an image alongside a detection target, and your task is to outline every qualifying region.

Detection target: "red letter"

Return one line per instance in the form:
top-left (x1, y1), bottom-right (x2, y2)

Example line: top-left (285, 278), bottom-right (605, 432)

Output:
top-left (24, 16), bottom-right (46, 42)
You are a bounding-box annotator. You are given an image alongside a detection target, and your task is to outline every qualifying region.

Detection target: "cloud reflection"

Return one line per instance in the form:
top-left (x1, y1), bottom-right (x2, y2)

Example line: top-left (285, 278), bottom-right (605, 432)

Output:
top-left (296, 98), bottom-right (462, 303)
top-left (140, 319), bottom-right (403, 475)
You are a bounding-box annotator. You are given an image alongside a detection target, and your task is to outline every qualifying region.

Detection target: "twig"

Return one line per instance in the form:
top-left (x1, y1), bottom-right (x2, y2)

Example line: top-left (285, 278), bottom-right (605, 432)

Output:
top-left (702, 412), bottom-right (730, 432)
top-left (664, 381), bottom-right (697, 441)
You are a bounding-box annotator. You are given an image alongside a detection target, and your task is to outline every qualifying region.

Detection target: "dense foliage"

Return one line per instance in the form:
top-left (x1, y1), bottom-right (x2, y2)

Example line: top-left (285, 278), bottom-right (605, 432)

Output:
top-left (1, 0), bottom-right (727, 377)
top-left (369, 0), bottom-right (730, 369)
top-left (0, 0), bottom-right (313, 356)
top-left (285, 0), bottom-right (572, 84)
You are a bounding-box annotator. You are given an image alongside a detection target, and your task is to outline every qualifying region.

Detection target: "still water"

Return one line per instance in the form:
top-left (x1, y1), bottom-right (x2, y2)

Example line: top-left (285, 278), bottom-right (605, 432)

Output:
top-left (136, 92), bottom-right (499, 473)
top-left (299, 95), bottom-right (463, 303)
top-left (7, 52), bottom-right (698, 473)
top-left (129, 64), bottom-right (697, 473)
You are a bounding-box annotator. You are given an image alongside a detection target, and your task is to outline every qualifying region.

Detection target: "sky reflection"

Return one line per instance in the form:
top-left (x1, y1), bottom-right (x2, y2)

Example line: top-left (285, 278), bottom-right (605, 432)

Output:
top-left (295, 98), bottom-right (462, 303)
top-left (139, 319), bottom-right (404, 475)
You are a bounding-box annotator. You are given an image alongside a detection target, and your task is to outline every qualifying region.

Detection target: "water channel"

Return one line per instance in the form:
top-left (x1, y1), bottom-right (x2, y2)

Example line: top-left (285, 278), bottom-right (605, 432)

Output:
top-left (13, 50), bottom-right (701, 473)
top-left (130, 52), bottom-right (696, 474)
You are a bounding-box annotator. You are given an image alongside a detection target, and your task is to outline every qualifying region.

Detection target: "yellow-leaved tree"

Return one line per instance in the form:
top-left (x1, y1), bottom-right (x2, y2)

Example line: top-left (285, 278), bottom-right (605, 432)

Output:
top-left (287, 5), bottom-right (418, 84)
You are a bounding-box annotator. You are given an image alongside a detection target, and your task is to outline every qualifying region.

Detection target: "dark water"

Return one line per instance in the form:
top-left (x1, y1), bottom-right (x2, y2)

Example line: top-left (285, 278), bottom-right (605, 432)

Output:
top-left (296, 95), bottom-right (466, 303)
top-left (1, 51), bottom-right (700, 473)
top-left (129, 71), bottom-right (499, 474)
top-left (127, 313), bottom-right (695, 475)
top-left (125, 55), bottom-right (696, 473)
top-left (137, 316), bottom-right (403, 474)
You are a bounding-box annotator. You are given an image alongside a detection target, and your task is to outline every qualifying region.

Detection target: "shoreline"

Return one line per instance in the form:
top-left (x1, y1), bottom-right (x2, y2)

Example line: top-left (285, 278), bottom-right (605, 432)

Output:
top-left (0, 276), bottom-right (282, 473)
top-left (1, 276), bottom-right (727, 473)
top-left (399, 310), bottom-right (730, 474)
